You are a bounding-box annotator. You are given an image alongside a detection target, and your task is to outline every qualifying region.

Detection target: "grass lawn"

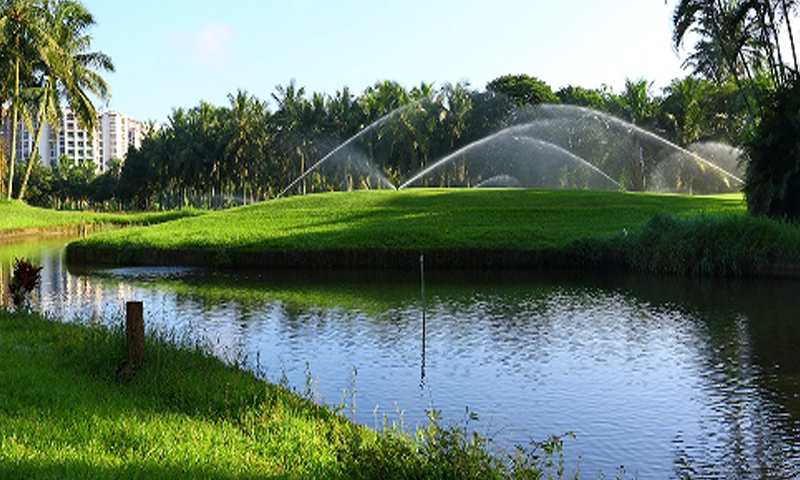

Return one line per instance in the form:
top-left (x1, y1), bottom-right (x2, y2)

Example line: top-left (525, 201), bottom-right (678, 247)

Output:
top-left (0, 200), bottom-right (202, 232)
top-left (68, 189), bottom-right (746, 258)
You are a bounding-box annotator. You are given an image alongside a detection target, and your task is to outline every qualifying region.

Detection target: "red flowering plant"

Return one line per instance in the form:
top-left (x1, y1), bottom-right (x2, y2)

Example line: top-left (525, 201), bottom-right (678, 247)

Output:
top-left (9, 257), bottom-right (43, 310)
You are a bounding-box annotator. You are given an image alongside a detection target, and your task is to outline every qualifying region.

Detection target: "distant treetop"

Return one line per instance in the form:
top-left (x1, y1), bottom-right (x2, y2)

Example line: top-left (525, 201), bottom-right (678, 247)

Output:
top-left (486, 74), bottom-right (560, 106)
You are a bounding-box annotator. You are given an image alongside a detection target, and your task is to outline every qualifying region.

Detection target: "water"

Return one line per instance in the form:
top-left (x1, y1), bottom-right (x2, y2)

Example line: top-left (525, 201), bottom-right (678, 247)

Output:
top-left (4, 240), bottom-right (800, 478)
top-left (275, 104), bottom-right (416, 198)
top-left (525, 104), bottom-right (746, 190)
top-left (288, 102), bottom-right (746, 195)
top-left (398, 126), bottom-right (624, 190)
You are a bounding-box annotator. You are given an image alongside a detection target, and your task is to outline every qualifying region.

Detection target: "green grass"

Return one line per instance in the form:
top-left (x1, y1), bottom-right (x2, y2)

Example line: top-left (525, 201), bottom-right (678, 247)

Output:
top-left (0, 200), bottom-right (203, 231)
top-left (573, 213), bottom-right (800, 276)
top-left (69, 189), bottom-right (746, 257)
top-left (0, 309), bottom-right (569, 479)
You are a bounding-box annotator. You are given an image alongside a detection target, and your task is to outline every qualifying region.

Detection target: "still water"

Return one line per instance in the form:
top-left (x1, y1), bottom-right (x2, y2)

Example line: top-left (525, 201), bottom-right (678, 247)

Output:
top-left (3, 239), bottom-right (800, 478)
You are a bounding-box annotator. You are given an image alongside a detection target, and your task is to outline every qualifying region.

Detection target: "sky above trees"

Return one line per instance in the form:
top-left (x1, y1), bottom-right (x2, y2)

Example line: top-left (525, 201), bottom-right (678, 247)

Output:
top-left (82, 0), bottom-right (688, 123)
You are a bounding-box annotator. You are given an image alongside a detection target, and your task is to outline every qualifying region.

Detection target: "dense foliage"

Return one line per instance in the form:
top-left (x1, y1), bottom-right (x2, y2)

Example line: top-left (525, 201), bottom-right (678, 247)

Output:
top-left (744, 77), bottom-right (800, 219)
top-left (574, 212), bottom-right (800, 276)
top-left (672, 0), bottom-right (800, 218)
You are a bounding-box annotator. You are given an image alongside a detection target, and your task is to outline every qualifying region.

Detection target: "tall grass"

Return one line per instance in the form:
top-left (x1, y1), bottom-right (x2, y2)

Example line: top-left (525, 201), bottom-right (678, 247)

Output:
top-left (572, 214), bottom-right (800, 276)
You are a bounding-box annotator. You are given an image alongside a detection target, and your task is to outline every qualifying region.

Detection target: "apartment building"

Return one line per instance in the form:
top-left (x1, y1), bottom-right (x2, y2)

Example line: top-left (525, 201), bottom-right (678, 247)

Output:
top-left (4, 108), bottom-right (143, 174)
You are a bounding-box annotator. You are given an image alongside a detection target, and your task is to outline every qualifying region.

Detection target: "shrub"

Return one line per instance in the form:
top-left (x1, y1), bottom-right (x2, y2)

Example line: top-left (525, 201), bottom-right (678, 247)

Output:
top-left (744, 76), bottom-right (800, 220)
top-left (9, 257), bottom-right (43, 310)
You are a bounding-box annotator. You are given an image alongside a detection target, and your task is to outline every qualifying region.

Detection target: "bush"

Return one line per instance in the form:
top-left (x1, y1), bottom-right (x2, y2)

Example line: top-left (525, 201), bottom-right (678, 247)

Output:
top-left (744, 76), bottom-right (800, 220)
top-left (573, 214), bottom-right (800, 277)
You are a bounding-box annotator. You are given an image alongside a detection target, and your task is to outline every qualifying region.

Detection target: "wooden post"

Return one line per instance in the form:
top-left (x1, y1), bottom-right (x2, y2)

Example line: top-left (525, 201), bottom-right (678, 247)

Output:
top-left (126, 301), bottom-right (145, 366)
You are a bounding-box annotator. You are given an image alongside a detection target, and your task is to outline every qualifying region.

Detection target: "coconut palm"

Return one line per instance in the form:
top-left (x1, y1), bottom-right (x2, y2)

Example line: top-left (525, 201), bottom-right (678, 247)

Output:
top-left (672, 0), bottom-right (762, 115)
top-left (661, 76), bottom-right (708, 146)
top-left (0, 0), bottom-right (54, 200)
top-left (18, 0), bottom-right (114, 201)
top-left (620, 78), bottom-right (655, 126)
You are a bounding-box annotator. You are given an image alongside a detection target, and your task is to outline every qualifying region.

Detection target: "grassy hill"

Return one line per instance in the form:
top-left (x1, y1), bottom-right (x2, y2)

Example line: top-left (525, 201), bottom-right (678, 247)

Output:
top-left (66, 189), bottom-right (747, 268)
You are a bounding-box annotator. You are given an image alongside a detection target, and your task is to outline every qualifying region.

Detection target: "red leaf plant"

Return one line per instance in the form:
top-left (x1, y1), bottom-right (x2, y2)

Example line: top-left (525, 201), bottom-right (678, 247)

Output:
top-left (9, 257), bottom-right (43, 309)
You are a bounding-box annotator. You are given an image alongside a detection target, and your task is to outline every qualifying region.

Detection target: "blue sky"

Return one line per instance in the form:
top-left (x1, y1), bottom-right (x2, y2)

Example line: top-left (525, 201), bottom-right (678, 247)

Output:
top-left (82, 0), bottom-right (689, 123)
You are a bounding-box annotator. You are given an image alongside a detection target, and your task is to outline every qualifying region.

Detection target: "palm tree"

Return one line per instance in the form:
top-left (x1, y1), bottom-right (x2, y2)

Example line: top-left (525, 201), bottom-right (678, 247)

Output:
top-left (672, 0), bottom-right (760, 114)
top-left (621, 78), bottom-right (655, 126)
top-left (661, 76), bottom-right (708, 146)
top-left (0, 0), bottom-right (54, 200)
top-left (780, 0), bottom-right (799, 71)
top-left (18, 0), bottom-right (114, 201)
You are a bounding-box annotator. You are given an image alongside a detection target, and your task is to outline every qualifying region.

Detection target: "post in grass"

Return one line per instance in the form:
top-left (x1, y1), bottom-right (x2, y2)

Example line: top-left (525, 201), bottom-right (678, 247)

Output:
top-left (125, 301), bottom-right (145, 367)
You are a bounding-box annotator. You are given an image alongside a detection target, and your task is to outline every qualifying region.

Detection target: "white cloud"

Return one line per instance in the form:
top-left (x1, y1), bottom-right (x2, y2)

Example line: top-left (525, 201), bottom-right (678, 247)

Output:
top-left (163, 21), bottom-right (235, 68)
top-left (193, 21), bottom-right (235, 66)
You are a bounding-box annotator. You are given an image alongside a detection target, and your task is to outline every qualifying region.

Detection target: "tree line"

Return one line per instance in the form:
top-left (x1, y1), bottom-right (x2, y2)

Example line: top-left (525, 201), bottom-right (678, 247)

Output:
top-left (16, 73), bottom-right (756, 210)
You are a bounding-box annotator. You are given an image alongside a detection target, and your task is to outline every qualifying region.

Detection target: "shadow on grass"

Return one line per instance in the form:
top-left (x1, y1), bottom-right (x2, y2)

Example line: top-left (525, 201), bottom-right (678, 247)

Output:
top-left (0, 459), bottom-right (294, 480)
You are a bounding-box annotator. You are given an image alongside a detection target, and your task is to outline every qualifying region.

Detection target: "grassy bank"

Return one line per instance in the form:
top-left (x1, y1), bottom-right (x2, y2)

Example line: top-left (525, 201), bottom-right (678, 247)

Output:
top-left (0, 200), bottom-right (202, 233)
top-left (66, 189), bottom-right (746, 268)
top-left (570, 213), bottom-right (800, 277)
top-left (0, 309), bottom-right (571, 479)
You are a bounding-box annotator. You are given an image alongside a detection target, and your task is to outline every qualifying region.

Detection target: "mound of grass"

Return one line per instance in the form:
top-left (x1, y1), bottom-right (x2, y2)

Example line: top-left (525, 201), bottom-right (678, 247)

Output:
top-left (0, 200), bottom-right (202, 232)
top-left (0, 309), bottom-right (570, 479)
top-left (67, 189), bottom-right (746, 268)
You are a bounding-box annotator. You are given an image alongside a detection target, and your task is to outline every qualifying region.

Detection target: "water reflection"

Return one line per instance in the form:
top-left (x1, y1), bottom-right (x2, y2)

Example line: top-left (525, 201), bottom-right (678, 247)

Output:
top-left (2, 240), bottom-right (800, 478)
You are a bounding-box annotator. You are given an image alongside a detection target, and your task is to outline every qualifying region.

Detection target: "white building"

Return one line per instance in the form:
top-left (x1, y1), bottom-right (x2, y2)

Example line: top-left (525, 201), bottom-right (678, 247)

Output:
top-left (100, 110), bottom-right (145, 172)
top-left (5, 108), bottom-right (143, 174)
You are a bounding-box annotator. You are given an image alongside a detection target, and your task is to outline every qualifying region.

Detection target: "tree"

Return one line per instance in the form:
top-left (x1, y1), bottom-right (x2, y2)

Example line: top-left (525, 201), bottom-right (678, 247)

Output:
top-left (659, 76), bottom-right (707, 145)
top-left (556, 85), bottom-right (608, 110)
top-left (673, 0), bottom-right (800, 217)
top-left (223, 90), bottom-right (271, 202)
top-left (744, 78), bottom-right (800, 219)
top-left (18, 0), bottom-right (113, 201)
top-left (0, 0), bottom-right (111, 201)
top-left (618, 78), bottom-right (656, 126)
top-left (0, 0), bottom-right (53, 200)
top-left (486, 74), bottom-right (559, 106)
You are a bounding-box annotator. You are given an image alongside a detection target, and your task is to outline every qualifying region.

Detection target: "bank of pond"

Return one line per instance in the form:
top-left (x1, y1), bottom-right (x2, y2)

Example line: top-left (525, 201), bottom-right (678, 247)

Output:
top-left (2, 308), bottom-right (572, 479)
top-left (59, 189), bottom-right (800, 279)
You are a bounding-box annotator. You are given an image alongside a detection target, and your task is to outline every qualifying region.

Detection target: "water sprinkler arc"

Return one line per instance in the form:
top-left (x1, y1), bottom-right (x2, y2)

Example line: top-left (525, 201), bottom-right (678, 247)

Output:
top-left (276, 102), bottom-right (430, 199)
top-left (533, 104), bottom-right (746, 186)
top-left (512, 135), bottom-right (625, 191)
top-left (397, 123), bottom-right (625, 190)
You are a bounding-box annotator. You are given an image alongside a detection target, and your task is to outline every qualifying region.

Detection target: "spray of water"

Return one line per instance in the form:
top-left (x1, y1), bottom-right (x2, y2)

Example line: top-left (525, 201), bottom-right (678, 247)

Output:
top-left (398, 123), bottom-right (624, 190)
top-left (275, 105), bottom-right (414, 198)
top-left (511, 136), bottom-right (625, 190)
top-left (533, 104), bottom-right (745, 186)
top-left (278, 100), bottom-right (745, 197)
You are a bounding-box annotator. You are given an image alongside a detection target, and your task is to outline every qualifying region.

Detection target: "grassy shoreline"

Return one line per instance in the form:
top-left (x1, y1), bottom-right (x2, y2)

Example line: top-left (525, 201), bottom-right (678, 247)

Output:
top-left (0, 308), bottom-right (570, 479)
top-left (0, 200), bottom-right (202, 241)
top-left (66, 189), bottom-right (753, 271)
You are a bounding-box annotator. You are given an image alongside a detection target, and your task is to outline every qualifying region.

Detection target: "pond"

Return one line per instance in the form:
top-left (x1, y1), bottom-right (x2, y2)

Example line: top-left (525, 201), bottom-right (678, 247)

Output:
top-left (2, 239), bottom-right (800, 478)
